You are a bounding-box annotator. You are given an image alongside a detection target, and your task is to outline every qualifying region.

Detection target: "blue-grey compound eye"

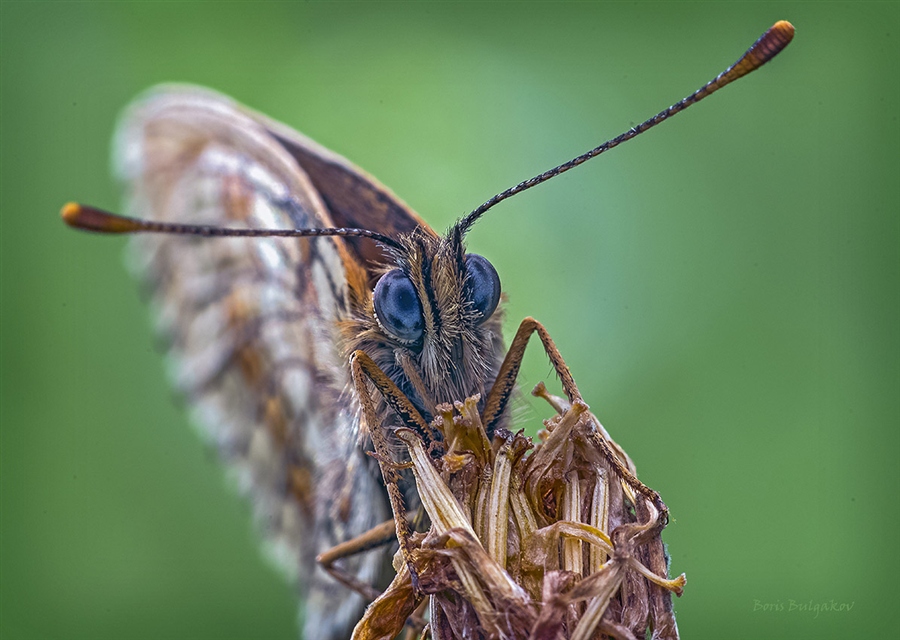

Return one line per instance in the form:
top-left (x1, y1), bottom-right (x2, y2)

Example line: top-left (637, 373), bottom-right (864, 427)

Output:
top-left (465, 254), bottom-right (501, 323)
top-left (373, 269), bottom-right (424, 342)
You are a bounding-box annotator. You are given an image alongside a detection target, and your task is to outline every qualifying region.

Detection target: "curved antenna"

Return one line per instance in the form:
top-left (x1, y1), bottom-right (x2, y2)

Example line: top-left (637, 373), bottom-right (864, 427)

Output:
top-left (61, 202), bottom-right (405, 251)
top-left (455, 20), bottom-right (794, 236)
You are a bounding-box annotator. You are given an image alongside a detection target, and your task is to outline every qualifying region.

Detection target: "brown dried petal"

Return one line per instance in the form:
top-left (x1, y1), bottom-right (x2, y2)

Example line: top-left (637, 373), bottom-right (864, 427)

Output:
top-left (352, 566), bottom-right (420, 640)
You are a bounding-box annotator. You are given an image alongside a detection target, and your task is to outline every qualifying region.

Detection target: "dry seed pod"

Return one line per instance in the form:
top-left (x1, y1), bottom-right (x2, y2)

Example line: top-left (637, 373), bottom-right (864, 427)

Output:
top-left (356, 384), bottom-right (686, 640)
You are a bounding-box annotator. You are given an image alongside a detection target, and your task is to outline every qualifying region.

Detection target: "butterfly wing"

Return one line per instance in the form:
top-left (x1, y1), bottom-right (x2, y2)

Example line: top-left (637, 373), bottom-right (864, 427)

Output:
top-left (114, 85), bottom-right (420, 639)
top-left (249, 103), bottom-right (438, 272)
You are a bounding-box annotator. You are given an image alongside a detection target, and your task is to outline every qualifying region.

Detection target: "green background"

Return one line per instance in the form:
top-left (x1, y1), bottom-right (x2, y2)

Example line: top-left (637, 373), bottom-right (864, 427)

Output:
top-left (2, 1), bottom-right (897, 639)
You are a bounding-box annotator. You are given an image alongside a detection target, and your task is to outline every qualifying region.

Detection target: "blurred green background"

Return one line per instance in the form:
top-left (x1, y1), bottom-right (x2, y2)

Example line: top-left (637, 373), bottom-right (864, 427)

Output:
top-left (2, 1), bottom-right (897, 639)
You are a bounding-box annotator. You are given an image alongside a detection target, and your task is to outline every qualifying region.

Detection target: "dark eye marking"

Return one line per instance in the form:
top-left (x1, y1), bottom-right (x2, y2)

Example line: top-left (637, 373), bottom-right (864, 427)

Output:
top-left (373, 269), bottom-right (424, 342)
top-left (464, 254), bottom-right (501, 323)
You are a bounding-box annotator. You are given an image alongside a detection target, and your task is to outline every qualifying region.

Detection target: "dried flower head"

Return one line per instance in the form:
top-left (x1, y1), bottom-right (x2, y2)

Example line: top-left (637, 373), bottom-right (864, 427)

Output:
top-left (355, 381), bottom-right (686, 640)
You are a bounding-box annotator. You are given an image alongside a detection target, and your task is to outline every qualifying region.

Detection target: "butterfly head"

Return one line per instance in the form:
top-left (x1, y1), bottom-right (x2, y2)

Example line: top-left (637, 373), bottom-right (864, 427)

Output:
top-left (361, 226), bottom-right (503, 409)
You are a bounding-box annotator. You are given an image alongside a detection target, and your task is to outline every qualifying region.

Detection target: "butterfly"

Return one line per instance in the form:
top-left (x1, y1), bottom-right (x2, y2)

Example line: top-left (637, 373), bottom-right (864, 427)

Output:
top-left (63, 21), bottom-right (793, 640)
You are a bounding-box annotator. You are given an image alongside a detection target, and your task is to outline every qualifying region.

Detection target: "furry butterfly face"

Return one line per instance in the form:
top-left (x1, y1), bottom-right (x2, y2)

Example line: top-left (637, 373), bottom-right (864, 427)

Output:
top-left (373, 250), bottom-right (500, 345)
top-left (350, 230), bottom-right (506, 423)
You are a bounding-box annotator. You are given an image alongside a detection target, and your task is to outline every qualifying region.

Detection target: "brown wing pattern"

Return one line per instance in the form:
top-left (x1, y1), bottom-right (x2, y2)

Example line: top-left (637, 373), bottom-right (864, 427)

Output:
top-left (258, 108), bottom-right (437, 274)
top-left (115, 86), bottom-right (396, 639)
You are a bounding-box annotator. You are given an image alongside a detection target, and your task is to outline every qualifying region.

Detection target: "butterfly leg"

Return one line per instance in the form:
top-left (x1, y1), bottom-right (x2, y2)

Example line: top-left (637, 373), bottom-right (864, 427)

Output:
top-left (349, 350), bottom-right (432, 591)
top-left (315, 512), bottom-right (429, 637)
top-left (316, 517), bottom-right (400, 601)
top-left (307, 351), bottom-right (431, 613)
top-left (482, 316), bottom-right (582, 433)
top-left (483, 317), bottom-right (668, 522)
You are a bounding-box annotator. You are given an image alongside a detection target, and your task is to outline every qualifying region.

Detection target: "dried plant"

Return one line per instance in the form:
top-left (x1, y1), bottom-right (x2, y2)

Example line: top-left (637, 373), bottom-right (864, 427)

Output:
top-left (354, 381), bottom-right (686, 640)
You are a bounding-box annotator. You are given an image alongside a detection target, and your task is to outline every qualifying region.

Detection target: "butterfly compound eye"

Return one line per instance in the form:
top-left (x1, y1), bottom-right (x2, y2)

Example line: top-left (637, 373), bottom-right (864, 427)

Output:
top-left (374, 270), bottom-right (425, 342)
top-left (465, 254), bottom-right (501, 323)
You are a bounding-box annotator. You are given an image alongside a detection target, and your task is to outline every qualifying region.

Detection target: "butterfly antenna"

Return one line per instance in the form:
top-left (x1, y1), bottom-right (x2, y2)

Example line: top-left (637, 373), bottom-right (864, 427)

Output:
top-left (455, 20), bottom-right (794, 236)
top-left (61, 202), bottom-right (405, 251)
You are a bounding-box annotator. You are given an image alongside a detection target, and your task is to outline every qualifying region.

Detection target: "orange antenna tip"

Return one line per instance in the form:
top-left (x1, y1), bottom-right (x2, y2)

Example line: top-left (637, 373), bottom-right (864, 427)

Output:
top-left (60, 203), bottom-right (143, 234)
top-left (60, 202), bottom-right (83, 225)
top-left (723, 20), bottom-right (795, 84)
top-left (772, 20), bottom-right (795, 42)
top-left (754, 19), bottom-right (795, 61)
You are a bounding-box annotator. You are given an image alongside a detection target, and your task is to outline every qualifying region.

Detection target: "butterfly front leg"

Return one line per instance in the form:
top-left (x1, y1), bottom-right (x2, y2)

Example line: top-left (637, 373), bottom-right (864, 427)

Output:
top-left (484, 317), bottom-right (668, 524)
top-left (481, 316), bottom-right (583, 433)
top-left (349, 350), bottom-right (431, 569)
top-left (316, 351), bottom-right (450, 616)
top-left (313, 350), bottom-right (441, 610)
top-left (306, 352), bottom-right (433, 637)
